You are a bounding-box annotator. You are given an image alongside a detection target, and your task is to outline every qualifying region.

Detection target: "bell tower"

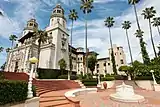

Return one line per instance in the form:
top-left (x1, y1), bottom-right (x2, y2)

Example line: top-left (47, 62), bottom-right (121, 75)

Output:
top-left (49, 4), bottom-right (66, 28)
top-left (46, 4), bottom-right (69, 70)
top-left (22, 19), bottom-right (38, 36)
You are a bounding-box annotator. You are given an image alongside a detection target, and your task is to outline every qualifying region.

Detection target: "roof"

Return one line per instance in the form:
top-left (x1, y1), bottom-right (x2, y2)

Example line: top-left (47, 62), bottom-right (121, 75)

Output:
top-left (18, 32), bottom-right (35, 43)
top-left (98, 57), bottom-right (110, 61)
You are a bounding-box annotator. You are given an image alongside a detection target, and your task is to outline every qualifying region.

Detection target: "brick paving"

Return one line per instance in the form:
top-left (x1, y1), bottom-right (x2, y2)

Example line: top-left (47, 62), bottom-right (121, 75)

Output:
top-left (76, 89), bottom-right (160, 107)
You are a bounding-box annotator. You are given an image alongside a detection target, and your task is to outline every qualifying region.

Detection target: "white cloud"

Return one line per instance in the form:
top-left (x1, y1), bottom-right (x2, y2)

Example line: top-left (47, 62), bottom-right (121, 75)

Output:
top-left (72, 0), bottom-right (160, 63)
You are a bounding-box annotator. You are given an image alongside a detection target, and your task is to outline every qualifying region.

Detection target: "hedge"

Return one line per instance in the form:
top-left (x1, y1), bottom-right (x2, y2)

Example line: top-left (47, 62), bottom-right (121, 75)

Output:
top-left (101, 77), bottom-right (115, 81)
top-left (58, 75), bottom-right (78, 80)
top-left (81, 79), bottom-right (98, 86)
top-left (0, 80), bottom-right (36, 105)
top-left (114, 75), bottom-right (128, 80)
top-left (135, 76), bottom-right (153, 80)
top-left (37, 68), bottom-right (77, 79)
top-left (83, 82), bottom-right (97, 86)
top-left (0, 72), bottom-right (4, 80)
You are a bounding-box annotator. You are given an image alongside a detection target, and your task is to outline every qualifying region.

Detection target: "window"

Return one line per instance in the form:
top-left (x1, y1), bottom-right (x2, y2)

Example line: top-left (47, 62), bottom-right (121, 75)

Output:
top-left (81, 58), bottom-right (82, 60)
top-left (97, 64), bottom-right (99, 68)
top-left (120, 53), bottom-right (121, 55)
top-left (108, 63), bottom-right (110, 66)
top-left (50, 32), bottom-right (52, 36)
top-left (97, 70), bottom-right (99, 73)
top-left (117, 47), bottom-right (119, 50)
top-left (78, 58), bottom-right (79, 60)
top-left (29, 23), bottom-right (33, 26)
top-left (105, 70), bottom-right (107, 73)
top-left (115, 53), bottom-right (116, 55)
top-left (57, 10), bottom-right (61, 13)
top-left (120, 59), bottom-right (124, 64)
top-left (104, 63), bottom-right (106, 66)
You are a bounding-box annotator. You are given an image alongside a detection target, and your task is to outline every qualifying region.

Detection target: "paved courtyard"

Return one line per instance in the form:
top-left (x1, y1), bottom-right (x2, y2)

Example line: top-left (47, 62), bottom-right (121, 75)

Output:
top-left (76, 89), bottom-right (160, 107)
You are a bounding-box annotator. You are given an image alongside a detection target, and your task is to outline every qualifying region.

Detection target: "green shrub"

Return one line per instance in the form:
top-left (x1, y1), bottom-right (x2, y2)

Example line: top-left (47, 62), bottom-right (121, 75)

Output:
top-left (135, 76), bottom-right (152, 80)
top-left (101, 77), bottom-right (115, 81)
top-left (37, 68), bottom-right (77, 79)
top-left (81, 78), bottom-right (97, 83)
top-left (0, 72), bottom-right (4, 80)
top-left (83, 82), bottom-right (97, 86)
top-left (0, 80), bottom-right (28, 105)
top-left (82, 79), bottom-right (97, 86)
top-left (58, 75), bottom-right (78, 80)
top-left (114, 75), bottom-right (128, 80)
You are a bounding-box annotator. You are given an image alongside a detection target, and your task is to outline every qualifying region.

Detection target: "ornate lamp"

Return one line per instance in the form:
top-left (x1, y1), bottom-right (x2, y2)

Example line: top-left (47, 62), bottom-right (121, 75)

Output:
top-left (27, 57), bottom-right (38, 98)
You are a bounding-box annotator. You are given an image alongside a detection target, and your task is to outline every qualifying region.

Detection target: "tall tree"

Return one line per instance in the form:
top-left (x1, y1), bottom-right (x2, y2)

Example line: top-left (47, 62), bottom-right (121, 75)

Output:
top-left (128, 0), bottom-right (150, 64)
top-left (58, 58), bottom-right (67, 75)
top-left (0, 47), bottom-right (4, 53)
top-left (122, 21), bottom-right (133, 64)
top-left (128, 0), bottom-right (141, 30)
top-left (135, 29), bottom-right (150, 64)
top-left (104, 17), bottom-right (117, 75)
top-left (88, 53), bottom-right (97, 75)
top-left (142, 6), bottom-right (157, 58)
top-left (33, 30), bottom-right (48, 68)
top-left (80, 0), bottom-right (94, 74)
top-left (9, 35), bottom-right (17, 48)
top-left (68, 9), bottom-right (78, 79)
top-left (152, 17), bottom-right (160, 36)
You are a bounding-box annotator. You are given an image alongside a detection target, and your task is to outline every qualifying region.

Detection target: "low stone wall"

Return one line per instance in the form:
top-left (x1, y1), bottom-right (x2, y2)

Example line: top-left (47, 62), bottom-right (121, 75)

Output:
top-left (101, 81), bottom-right (115, 89)
top-left (1, 97), bottom-right (39, 107)
top-left (65, 88), bottom-right (97, 107)
top-left (135, 80), bottom-right (154, 90)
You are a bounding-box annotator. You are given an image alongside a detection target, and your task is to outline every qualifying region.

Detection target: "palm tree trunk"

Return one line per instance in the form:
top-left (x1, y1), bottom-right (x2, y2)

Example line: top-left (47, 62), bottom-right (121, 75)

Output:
top-left (108, 27), bottom-right (113, 49)
top-left (108, 27), bottom-right (117, 75)
top-left (85, 12), bottom-right (88, 75)
top-left (37, 42), bottom-right (41, 69)
top-left (125, 29), bottom-right (133, 64)
top-left (12, 41), bottom-right (14, 48)
top-left (69, 20), bottom-right (74, 79)
top-left (149, 18), bottom-right (157, 58)
top-left (157, 26), bottom-right (160, 37)
top-left (133, 4), bottom-right (141, 30)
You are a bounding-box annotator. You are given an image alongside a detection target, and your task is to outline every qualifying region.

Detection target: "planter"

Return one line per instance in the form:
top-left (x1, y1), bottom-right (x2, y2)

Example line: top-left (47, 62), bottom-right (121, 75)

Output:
top-left (103, 82), bottom-right (107, 89)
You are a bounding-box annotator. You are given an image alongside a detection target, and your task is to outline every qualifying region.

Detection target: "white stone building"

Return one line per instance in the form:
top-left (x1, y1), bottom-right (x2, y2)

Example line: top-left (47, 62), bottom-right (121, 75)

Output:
top-left (5, 4), bottom-right (126, 76)
top-left (95, 44), bottom-right (126, 75)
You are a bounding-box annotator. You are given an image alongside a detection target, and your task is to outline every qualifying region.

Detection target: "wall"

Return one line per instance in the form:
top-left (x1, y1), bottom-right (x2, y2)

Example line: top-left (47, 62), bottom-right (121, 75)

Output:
top-left (135, 80), bottom-right (154, 90)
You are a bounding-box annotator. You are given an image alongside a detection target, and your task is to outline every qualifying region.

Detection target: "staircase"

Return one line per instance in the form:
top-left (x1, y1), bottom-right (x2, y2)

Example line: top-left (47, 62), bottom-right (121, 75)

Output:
top-left (3, 72), bottom-right (81, 95)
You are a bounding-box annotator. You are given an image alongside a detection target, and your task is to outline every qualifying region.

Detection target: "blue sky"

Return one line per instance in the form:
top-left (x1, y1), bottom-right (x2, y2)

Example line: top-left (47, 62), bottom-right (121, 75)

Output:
top-left (0, 0), bottom-right (160, 66)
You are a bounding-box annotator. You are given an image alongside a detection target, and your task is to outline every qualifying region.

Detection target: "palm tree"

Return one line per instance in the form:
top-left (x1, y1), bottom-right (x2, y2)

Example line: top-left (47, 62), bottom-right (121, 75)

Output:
top-left (122, 21), bottom-right (133, 64)
top-left (152, 17), bottom-right (160, 36)
top-left (33, 30), bottom-right (48, 68)
top-left (135, 29), bottom-right (150, 64)
top-left (6, 48), bottom-right (11, 53)
top-left (128, 0), bottom-right (141, 30)
top-left (68, 9), bottom-right (78, 79)
top-left (80, 0), bottom-right (94, 74)
top-left (0, 47), bottom-right (4, 53)
top-left (142, 6), bottom-right (157, 58)
top-left (9, 35), bottom-right (17, 48)
top-left (128, 0), bottom-right (150, 64)
top-left (104, 17), bottom-right (117, 75)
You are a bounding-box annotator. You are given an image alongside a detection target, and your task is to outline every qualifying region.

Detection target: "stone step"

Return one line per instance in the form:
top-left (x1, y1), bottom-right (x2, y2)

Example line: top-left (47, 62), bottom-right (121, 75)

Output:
top-left (40, 99), bottom-right (70, 107)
